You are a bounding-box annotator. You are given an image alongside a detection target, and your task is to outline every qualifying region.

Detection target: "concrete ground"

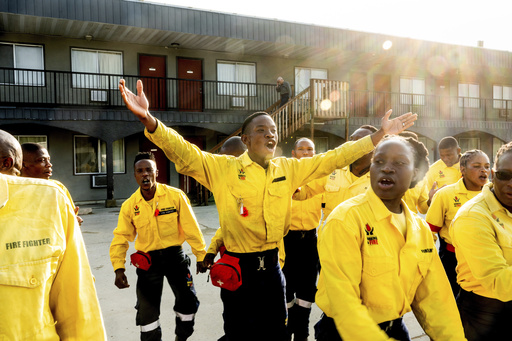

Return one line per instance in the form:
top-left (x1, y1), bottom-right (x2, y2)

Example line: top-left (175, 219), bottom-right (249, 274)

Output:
top-left (80, 203), bottom-right (429, 341)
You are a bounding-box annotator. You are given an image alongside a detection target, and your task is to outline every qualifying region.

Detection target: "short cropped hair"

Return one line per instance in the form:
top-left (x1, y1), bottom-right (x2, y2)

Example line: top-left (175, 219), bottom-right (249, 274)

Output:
top-left (241, 112), bottom-right (272, 135)
top-left (359, 125), bottom-right (378, 133)
top-left (21, 142), bottom-right (44, 154)
top-left (134, 152), bottom-right (156, 166)
top-left (494, 141), bottom-right (512, 167)
top-left (438, 136), bottom-right (459, 150)
top-left (293, 137), bottom-right (314, 149)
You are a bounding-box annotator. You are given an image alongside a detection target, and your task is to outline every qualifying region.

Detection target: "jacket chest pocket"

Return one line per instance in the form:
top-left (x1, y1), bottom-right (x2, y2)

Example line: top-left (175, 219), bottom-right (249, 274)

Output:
top-left (361, 256), bottom-right (398, 308)
top-left (157, 211), bottom-right (179, 237)
top-left (133, 215), bottom-right (152, 244)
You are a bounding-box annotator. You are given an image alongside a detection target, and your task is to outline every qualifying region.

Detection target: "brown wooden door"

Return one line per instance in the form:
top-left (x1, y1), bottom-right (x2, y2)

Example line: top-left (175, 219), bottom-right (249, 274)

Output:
top-left (177, 58), bottom-right (203, 112)
top-left (436, 79), bottom-right (451, 119)
top-left (140, 138), bottom-right (168, 185)
top-left (139, 55), bottom-right (167, 110)
top-left (179, 136), bottom-right (205, 202)
top-left (373, 74), bottom-right (391, 118)
top-left (350, 72), bottom-right (368, 117)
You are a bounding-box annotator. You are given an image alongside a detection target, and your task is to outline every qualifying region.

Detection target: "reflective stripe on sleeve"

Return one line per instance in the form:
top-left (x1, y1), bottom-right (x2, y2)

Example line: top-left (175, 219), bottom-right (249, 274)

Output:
top-left (296, 298), bottom-right (313, 308)
top-left (175, 311), bottom-right (195, 321)
top-left (140, 320), bottom-right (160, 332)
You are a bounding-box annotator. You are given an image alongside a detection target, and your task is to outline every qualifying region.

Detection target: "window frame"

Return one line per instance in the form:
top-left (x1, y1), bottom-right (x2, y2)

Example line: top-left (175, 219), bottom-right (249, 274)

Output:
top-left (0, 42), bottom-right (45, 86)
top-left (71, 48), bottom-right (123, 90)
top-left (73, 135), bottom-right (125, 175)
top-left (399, 77), bottom-right (425, 106)
top-left (458, 82), bottom-right (480, 108)
top-left (216, 60), bottom-right (257, 97)
top-left (14, 135), bottom-right (48, 149)
top-left (294, 67), bottom-right (328, 96)
top-left (493, 84), bottom-right (512, 109)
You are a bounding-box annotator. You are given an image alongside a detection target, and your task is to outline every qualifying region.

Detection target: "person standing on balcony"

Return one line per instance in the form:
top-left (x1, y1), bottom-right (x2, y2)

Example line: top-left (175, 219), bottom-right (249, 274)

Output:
top-left (118, 78), bottom-right (417, 341)
top-left (110, 152), bottom-right (207, 341)
top-left (450, 143), bottom-right (512, 341)
top-left (20, 142), bottom-right (83, 226)
top-left (0, 130), bottom-right (107, 340)
top-left (276, 76), bottom-right (292, 108)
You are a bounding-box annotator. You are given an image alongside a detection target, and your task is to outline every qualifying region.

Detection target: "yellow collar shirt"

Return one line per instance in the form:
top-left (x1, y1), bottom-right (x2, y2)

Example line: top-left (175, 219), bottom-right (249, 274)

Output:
top-left (290, 186), bottom-right (323, 231)
top-left (293, 166), bottom-right (371, 218)
top-left (425, 159), bottom-right (461, 191)
top-left (0, 174), bottom-right (106, 340)
top-left (145, 120), bottom-right (374, 253)
top-left (403, 181), bottom-right (429, 214)
top-left (110, 183), bottom-right (207, 270)
top-left (450, 183), bottom-right (512, 301)
top-left (426, 178), bottom-right (481, 245)
top-left (316, 187), bottom-right (465, 341)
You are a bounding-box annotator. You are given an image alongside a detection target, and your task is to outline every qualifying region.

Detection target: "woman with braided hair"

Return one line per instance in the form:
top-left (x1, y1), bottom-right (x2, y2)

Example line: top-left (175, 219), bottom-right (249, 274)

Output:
top-left (315, 135), bottom-right (465, 341)
top-left (426, 150), bottom-right (490, 298)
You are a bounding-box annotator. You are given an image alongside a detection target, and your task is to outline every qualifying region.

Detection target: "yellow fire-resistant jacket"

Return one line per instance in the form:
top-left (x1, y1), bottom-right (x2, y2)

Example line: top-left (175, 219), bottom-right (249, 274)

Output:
top-left (290, 189), bottom-right (323, 232)
top-left (145, 120), bottom-right (374, 253)
top-left (451, 183), bottom-right (512, 301)
top-left (426, 178), bottom-right (481, 245)
top-left (316, 187), bottom-right (466, 341)
top-left (110, 183), bottom-right (207, 270)
top-left (424, 159), bottom-right (461, 191)
top-left (0, 174), bottom-right (106, 341)
top-left (293, 166), bottom-right (370, 218)
top-left (402, 180), bottom-right (429, 214)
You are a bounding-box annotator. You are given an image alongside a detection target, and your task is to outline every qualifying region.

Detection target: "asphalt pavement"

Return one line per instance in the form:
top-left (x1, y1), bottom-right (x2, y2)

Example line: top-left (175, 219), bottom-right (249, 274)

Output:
top-left (79, 203), bottom-right (429, 341)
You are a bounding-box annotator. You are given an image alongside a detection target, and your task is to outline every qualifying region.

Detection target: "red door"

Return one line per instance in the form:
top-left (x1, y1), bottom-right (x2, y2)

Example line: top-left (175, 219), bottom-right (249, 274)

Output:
top-left (436, 79), bottom-right (451, 119)
top-left (177, 58), bottom-right (203, 112)
top-left (141, 138), bottom-right (169, 185)
top-left (373, 74), bottom-right (391, 118)
top-left (139, 55), bottom-right (166, 110)
top-left (350, 72), bottom-right (368, 117)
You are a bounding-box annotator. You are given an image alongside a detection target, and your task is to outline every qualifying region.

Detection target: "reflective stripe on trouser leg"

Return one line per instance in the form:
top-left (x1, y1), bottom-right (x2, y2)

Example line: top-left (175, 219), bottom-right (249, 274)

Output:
top-left (175, 311), bottom-right (195, 322)
top-left (296, 298), bottom-right (313, 309)
top-left (140, 320), bottom-right (160, 332)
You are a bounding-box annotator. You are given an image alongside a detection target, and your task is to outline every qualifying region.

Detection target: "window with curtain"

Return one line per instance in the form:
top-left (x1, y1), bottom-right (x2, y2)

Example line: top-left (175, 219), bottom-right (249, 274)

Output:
top-left (400, 77), bottom-right (425, 105)
top-left (294, 67), bottom-right (328, 95)
top-left (493, 85), bottom-right (512, 109)
top-left (15, 135), bottom-right (47, 149)
top-left (459, 137), bottom-right (480, 152)
top-left (217, 61), bottom-right (256, 96)
top-left (71, 49), bottom-right (122, 89)
top-left (458, 83), bottom-right (480, 108)
top-left (0, 43), bottom-right (44, 86)
top-left (74, 136), bottom-right (125, 174)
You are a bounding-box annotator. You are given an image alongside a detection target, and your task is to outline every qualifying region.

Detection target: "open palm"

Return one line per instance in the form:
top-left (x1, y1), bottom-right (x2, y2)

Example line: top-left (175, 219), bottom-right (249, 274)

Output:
top-left (118, 79), bottom-right (149, 119)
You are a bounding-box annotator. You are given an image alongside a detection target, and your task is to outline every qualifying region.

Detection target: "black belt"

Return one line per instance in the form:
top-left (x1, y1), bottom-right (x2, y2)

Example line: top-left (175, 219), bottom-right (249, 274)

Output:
top-left (148, 245), bottom-right (182, 257)
top-left (378, 317), bottom-right (402, 332)
top-left (226, 248), bottom-right (278, 271)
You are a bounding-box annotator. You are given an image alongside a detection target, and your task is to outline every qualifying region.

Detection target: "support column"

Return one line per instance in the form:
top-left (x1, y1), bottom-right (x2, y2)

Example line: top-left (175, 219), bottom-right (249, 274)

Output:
top-left (105, 139), bottom-right (116, 208)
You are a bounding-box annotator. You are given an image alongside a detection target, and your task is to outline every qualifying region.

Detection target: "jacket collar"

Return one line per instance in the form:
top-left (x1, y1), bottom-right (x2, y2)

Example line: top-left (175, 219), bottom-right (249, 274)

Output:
top-left (135, 182), bottom-right (163, 204)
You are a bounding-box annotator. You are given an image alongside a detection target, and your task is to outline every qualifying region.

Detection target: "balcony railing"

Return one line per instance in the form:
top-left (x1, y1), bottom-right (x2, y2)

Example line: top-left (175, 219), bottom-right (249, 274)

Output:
top-left (1, 68), bottom-right (512, 122)
top-left (349, 90), bottom-right (512, 122)
top-left (0, 68), bottom-right (280, 112)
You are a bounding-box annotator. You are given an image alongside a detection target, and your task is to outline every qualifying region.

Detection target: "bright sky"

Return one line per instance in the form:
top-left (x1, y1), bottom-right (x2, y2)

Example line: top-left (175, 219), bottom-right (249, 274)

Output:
top-left (148, 0), bottom-right (511, 52)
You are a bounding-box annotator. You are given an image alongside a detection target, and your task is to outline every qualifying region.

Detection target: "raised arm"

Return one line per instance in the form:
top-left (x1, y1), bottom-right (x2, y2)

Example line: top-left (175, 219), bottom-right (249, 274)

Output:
top-left (119, 79), bottom-right (158, 133)
top-left (370, 110), bottom-right (417, 146)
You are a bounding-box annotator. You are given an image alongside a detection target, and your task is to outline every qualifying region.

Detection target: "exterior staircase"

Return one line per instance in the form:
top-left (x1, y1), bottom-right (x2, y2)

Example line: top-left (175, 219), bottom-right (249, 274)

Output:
top-left (209, 79), bottom-right (349, 153)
